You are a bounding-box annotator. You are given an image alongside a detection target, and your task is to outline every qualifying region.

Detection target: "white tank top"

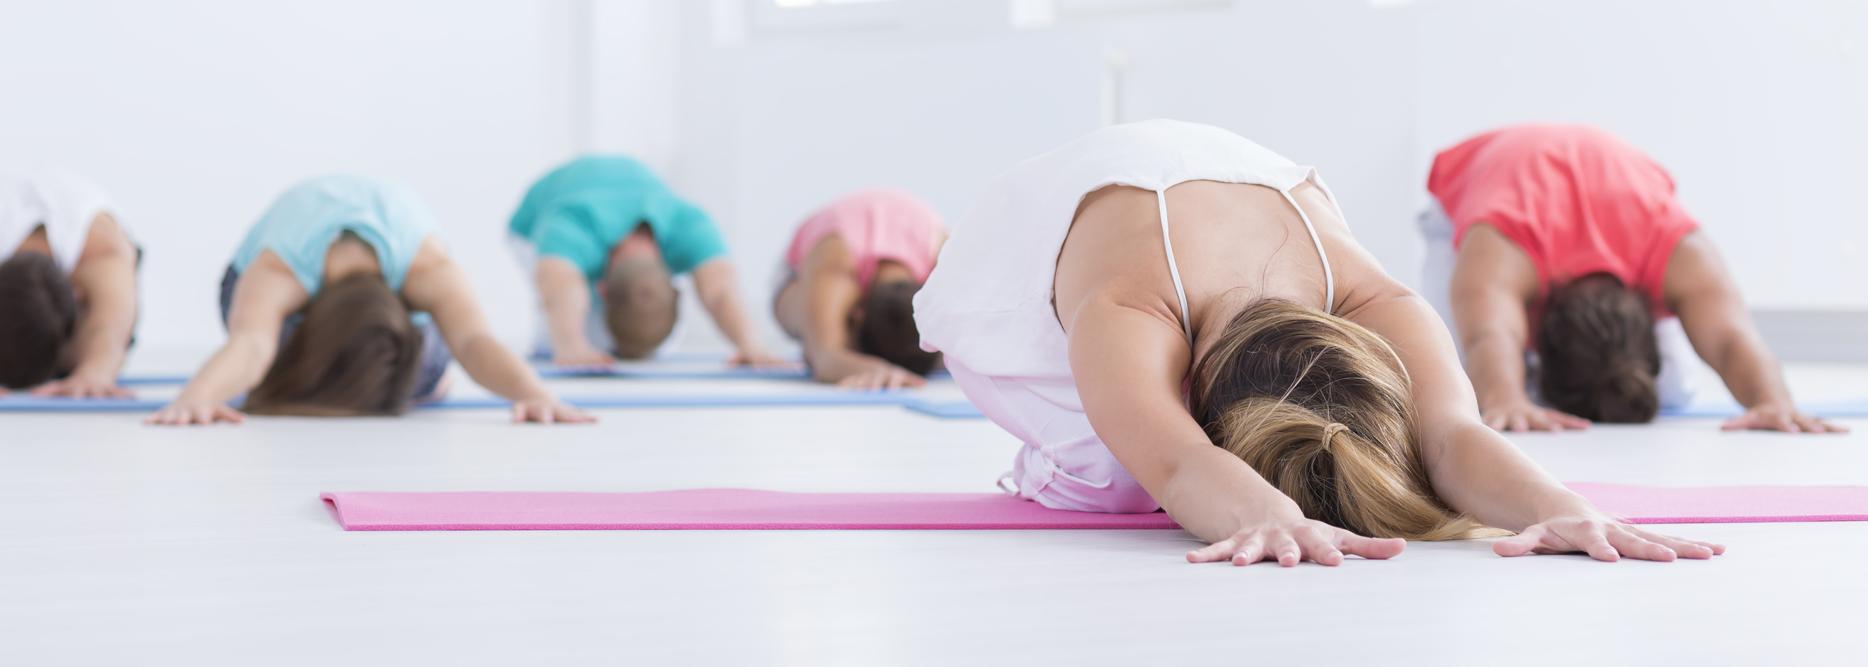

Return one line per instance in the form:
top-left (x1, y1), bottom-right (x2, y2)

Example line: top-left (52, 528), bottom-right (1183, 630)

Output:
top-left (0, 170), bottom-right (122, 272)
top-left (915, 119), bottom-right (1342, 380)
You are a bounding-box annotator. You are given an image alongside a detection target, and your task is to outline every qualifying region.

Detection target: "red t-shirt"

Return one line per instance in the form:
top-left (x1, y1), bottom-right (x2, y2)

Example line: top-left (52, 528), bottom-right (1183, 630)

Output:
top-left (1427, 124), bottom-right (1698, 316)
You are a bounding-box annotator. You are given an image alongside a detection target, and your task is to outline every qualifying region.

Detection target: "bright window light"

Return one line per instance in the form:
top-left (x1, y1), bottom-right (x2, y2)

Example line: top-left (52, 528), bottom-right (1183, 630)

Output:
top-left (772, 0), bottom-right (892, 7)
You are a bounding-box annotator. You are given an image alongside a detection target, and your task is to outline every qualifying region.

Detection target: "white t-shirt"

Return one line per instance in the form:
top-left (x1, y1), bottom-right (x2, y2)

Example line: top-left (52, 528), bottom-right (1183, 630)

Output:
top-left (0, 170), bottom-right (121, 271)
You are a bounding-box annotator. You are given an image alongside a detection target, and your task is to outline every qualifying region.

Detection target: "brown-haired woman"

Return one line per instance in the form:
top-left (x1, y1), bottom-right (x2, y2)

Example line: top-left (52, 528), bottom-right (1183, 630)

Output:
top-left (1423, 124), bottom-right (1841, 434)
top-left (147, 175), bottom-right (591, 426)
top-left (916, 120), bottom-right (1723, 566)
top-left (0, 170), bottom-right (139, 397)
top-left (774, 188), bottom-right (946, 390)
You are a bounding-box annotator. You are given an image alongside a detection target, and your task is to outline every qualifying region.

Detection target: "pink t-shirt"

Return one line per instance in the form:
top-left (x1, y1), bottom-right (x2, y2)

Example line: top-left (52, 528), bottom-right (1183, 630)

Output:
top-left (1427, 124), bottom-right (1699, 316)
top-left (785, 188), bottom-right (945, 289)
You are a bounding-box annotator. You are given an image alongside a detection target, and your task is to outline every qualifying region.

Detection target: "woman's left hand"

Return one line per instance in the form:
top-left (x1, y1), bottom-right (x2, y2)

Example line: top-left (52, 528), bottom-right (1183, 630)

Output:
top-left (1494, 514), bottom-right (1725, 562)
top-left (31, 370), bottom-right (133, 399)
top-left (728, 347), bottom-right (796, 369)
top-left (511, 396), bottom-right (596, 424)
top-left (1722, 404), bottom-right (1848, 434)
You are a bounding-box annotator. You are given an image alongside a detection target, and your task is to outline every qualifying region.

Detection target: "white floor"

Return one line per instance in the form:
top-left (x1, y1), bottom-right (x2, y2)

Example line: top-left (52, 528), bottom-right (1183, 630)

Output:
top-left (4, 365), bottom-right (1867, 665)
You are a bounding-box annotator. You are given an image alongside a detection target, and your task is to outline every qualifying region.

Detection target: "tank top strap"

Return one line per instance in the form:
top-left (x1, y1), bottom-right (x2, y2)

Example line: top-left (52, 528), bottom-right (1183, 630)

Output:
top-left (1156, 188), bottom-right (1194, 343)
top-left (1277, 169), bottom-right (1340, 314)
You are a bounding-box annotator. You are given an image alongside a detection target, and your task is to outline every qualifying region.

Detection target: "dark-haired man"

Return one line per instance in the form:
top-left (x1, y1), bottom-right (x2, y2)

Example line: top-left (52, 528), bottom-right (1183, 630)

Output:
top-left (0, 171), bottom-right (138, 397)
top-left (1421, 124), bottom-right (1836, 434)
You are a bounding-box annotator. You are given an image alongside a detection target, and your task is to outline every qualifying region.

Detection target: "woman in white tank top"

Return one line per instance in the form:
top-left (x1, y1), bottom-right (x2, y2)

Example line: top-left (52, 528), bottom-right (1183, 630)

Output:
top-left (0, 170), bottom-right (139, 396)
top-left (916, 120), bottom-right (1723, 566)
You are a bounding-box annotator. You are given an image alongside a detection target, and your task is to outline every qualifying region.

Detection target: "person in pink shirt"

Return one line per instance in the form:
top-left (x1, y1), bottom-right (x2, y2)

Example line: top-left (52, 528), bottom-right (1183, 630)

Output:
top-left (774, 188), bottom-right (947, 389)
top-left (1422, 123), bottom-right (1840, 433)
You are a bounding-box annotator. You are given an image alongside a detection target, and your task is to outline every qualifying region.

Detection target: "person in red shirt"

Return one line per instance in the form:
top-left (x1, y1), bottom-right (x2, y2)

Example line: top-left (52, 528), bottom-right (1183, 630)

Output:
top-left (1421, 124), bottom-right (1840, 434)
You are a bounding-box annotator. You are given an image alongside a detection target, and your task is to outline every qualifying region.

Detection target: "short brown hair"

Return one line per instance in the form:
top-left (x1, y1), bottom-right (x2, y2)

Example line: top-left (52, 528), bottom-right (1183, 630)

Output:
top-left (1190, 299), bottom-right (1494, 540)
top-left (856, 280), bottom-right (940, 375)
top-left (1535, 273), bottom-right (1661, 423)
top-left (0, 252), bottom-right (77, 389)
top-left (243, 274), bottom-right (425, 416)
top-left (602, 255), bottom-right (678, 360)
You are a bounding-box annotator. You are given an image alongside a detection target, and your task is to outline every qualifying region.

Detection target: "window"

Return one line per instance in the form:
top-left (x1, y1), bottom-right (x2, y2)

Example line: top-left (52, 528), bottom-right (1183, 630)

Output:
top-left (749, 0), bottom-right (904, 33)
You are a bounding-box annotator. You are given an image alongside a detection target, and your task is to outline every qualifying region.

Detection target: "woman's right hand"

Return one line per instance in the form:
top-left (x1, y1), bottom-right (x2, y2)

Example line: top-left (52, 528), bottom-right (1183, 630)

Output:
top-left (835, 362), bottom-right (926, 392)
top-left (1480, 397), bottom-right (1590, 432)
top-left (146, 398), bottom-right (245, 426)
top-left (552, 346), bottom-right (616, 368)
top-left (1186, 508), bottom-right (1408, 567)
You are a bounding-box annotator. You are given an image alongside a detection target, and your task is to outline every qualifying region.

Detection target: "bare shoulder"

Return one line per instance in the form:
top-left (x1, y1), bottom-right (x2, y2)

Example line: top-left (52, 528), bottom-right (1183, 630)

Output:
top-left (77, 213), bottom-right (135, 263)
top-left (801, 232), bottom-right (854, 275)
top-left (1661, 231), bottom-right (1729, 303)
top-left (1056, 185), bottom-right (1177, 331)
top-left (1452, 223), bottom-right (1537, 297)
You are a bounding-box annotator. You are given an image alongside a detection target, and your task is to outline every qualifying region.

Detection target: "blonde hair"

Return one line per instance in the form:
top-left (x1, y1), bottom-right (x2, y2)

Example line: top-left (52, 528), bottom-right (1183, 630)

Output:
top-left (1189, 299), bottom-right (1498, 540)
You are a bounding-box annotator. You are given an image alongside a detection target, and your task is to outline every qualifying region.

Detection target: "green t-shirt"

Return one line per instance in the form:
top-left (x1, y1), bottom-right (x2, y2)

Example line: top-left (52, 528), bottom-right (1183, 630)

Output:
top-left (509, 155), bottom-right (726, 279)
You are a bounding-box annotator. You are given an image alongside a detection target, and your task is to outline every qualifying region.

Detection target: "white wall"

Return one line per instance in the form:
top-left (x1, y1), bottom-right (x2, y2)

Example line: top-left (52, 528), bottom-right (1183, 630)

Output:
top-left (643, 0), bottom-right (1868, 353)
top-left (1416, 0), bottom-right (1868, 311)
top-left (0, 0), bottom-right (590, 355)
top-left (6, 0), bottom-right (1862, 364)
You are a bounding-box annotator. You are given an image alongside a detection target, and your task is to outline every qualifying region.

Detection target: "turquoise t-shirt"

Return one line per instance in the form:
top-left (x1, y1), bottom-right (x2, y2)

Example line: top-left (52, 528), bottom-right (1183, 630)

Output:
top-left (232, 174), bottom-right (437, 295)
top-left (508, 156), bottom-right (726, 280)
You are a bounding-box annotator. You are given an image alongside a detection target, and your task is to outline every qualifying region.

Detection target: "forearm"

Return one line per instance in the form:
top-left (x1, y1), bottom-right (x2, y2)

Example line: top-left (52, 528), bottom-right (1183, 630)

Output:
top-left (1706, 336), bottom-right (1794, 408)
top-left (1462, 334), bottom-right (1530, 405)
top-left (702, 289), bottom-right (762, 351)
top-left (67, 305), bottom-right (136, 379)
top-left (178, 338), bottom-right (274, 404)
top-left (455, 334), bottom-right (551, 401)
top-left (1425, 419), bottom-right (1591, 530)
top-left (540, 285), bottom-right (595, 352)
top-left (1155, 445), bottom-right (1295, 542)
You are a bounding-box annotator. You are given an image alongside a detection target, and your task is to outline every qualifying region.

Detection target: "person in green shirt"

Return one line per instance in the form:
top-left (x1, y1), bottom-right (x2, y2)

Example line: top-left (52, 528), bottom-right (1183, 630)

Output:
top-left (509, 156), bottom-right (780, 366)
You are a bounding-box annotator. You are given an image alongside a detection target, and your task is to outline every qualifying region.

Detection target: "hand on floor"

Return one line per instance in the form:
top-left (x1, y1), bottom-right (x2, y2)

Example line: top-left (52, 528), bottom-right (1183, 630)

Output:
top-left (1480, 399), bottom-right (1590, 432)
top-left (30, 372), bottom-right (134, 399)
top-left (146, 400), bottom-right (245, 426)
top-left (1722, 404), bottom-right (1848, 434)
top-left (511, 396), bottom-right (596, 424)
top-left (837, 364), bottom-right (926, 392)
top-left (1186, 517), bottom-right (1407, 567)
top-left (1493, 514), bottom-right (1725, 562)
top-left (552, 346), bottom-right (616, 369)
top-left (727, 347), bottom-right (796, 369)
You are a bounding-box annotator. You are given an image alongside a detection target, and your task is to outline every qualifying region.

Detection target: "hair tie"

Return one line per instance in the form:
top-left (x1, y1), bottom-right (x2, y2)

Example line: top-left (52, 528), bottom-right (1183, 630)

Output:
top-left (1320, 422), bottom-right (1350, 452)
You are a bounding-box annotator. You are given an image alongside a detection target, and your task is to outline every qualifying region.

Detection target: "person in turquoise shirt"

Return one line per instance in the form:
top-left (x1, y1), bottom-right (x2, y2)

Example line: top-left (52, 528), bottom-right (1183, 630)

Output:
top-left (509, 156), bottom-right (780, 365)
top-left (149, 175), bottom-right (592, 426)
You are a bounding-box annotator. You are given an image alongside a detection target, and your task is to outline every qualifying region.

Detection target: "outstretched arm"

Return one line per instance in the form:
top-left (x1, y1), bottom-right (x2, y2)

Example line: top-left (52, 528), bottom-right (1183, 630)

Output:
top-left (404, 243), bottom-right (592, 424)
top-left (147, 258), bottom-right (304, 426)
top-left (1348, 278), bottom-right (1722, 561)
top-left (38, 214), bottom-right (137, 398)
top-left (534, 257), bottom-right (612, 367)
top-left (691, 259), bottom-right (785, 367)
top-left (1665, 234), bottom-right (1842, 433)
top-left (1450, 225), bottom-right (1588, 431)
top-left (779, 238), bottom-right (922, 389)
top-left (1068, 289), bottom-right (1406, 567)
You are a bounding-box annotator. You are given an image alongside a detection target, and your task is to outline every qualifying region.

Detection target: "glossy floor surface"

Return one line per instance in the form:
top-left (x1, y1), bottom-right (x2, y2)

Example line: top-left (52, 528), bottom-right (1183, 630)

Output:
top-left (3, 363), bottom-right (1866, 665)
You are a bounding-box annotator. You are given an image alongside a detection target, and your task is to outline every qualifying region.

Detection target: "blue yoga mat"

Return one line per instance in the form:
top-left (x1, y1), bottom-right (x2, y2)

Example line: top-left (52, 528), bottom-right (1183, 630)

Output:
top-left (0, 391), bottom-right (918, 413)
top-left (901, 399), bottom-right (985, 419)
top-left (1661, 399), bottom-right (1868, 419)
top-left (118, 375), bottom-right (191, 386)
top-left (116, 366), bottom-right (951, 384)
top-left (534, 366), bottom-right (812, 381)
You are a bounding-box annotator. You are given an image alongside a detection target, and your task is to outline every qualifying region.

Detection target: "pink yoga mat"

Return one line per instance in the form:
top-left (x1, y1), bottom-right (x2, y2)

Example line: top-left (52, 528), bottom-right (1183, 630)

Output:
top-left (320, 483), bottom-right (1868, 532)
